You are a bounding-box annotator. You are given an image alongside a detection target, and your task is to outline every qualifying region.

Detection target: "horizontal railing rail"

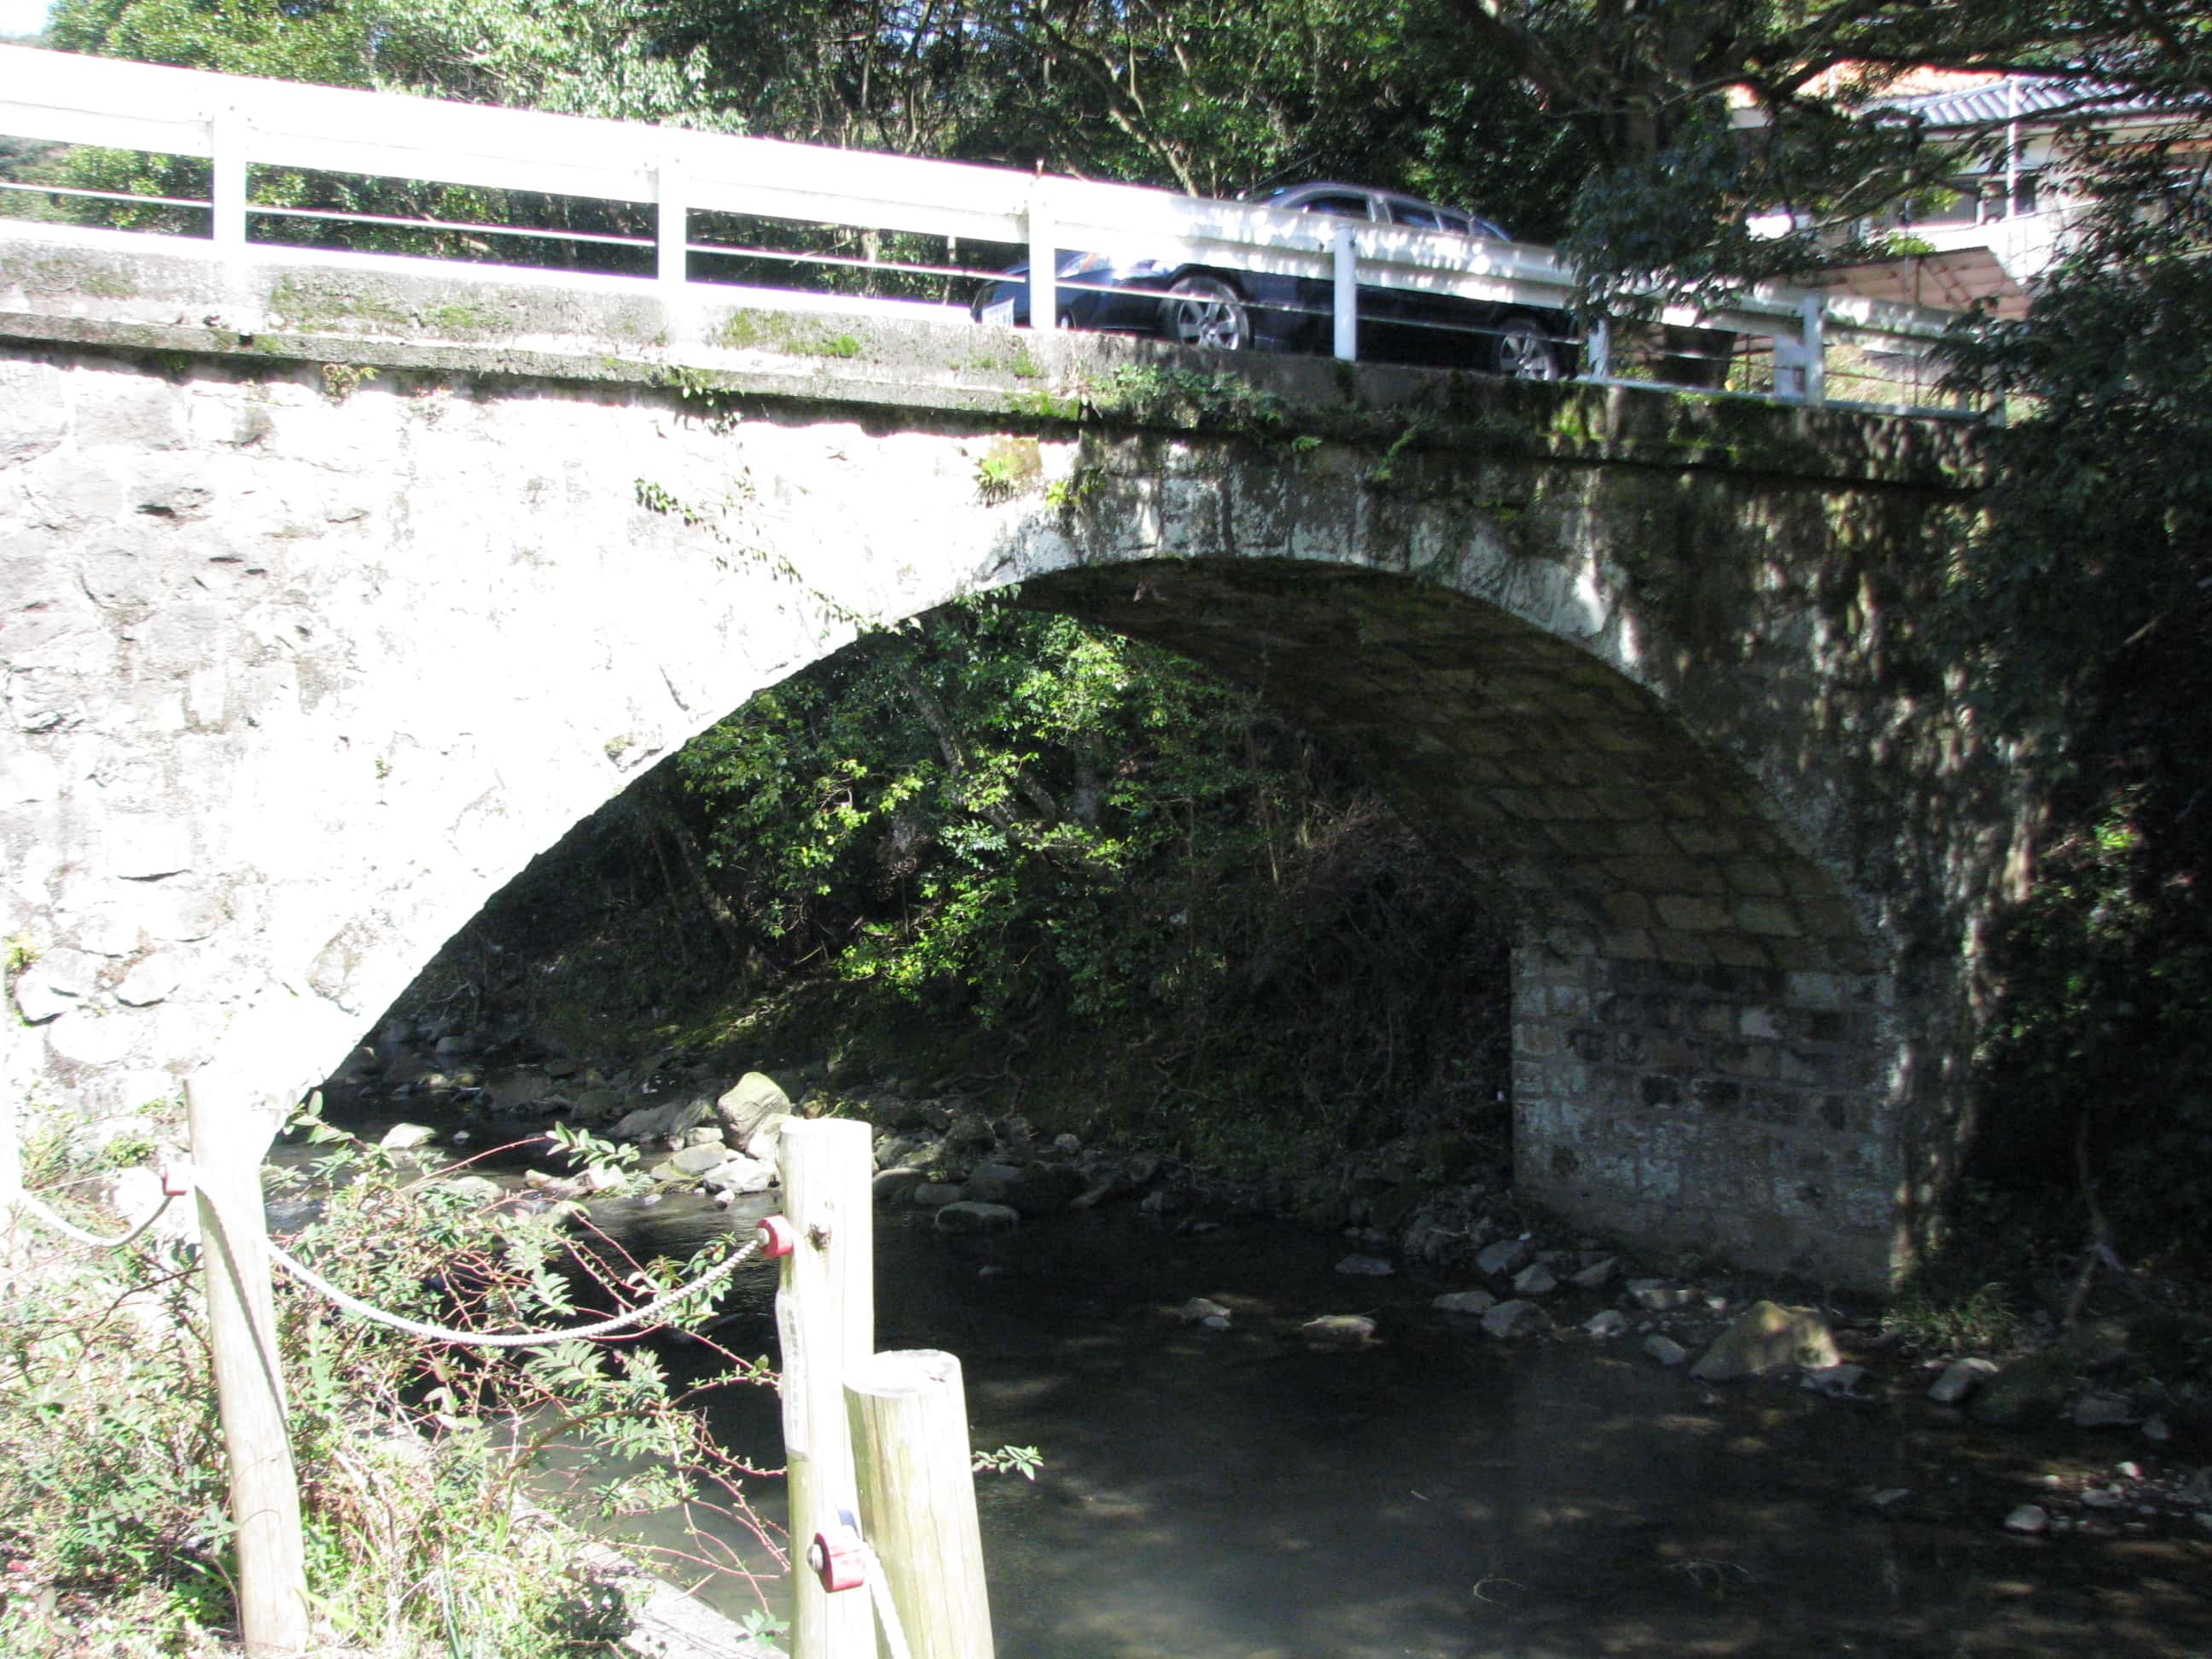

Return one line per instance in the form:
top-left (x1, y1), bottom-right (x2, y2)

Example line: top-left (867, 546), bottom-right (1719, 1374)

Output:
top-left (0, 44), bottom-right (1976, 414)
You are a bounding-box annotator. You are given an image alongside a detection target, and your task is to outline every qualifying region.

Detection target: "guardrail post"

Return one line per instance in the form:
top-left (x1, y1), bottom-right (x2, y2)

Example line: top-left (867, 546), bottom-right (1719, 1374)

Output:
top-left (1331, 224), bottom-right (1358, 362)
top-left (1026, 182), bottom-right (1057, 332)
top-left (847, 1349), bottom-right (995, 1659)
top-left (656, 159), bottom-right (688, 296)
top-left (1585, 318), bottom-right (1610, 381)
top-left (185, 1080), bottom-right (310, 1656)
top-left (1800, 294), bottom-right (1827, 407)
top-left (208, 108), bottom-right (247, 253)
top-left (777, 1119), bottom-right (876, 1658)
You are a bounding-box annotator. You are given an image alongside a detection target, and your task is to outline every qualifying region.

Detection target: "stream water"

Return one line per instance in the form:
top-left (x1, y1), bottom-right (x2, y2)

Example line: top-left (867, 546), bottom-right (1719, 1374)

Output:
top-left (287, 1107), bottom-right (2211, 1656)
top-left (573, 1185), bottom-right (2210, 1658)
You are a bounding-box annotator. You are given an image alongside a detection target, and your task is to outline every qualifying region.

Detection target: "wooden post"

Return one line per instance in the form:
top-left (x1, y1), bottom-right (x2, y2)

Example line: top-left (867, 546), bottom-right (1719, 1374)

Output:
top-left (845, 1350), bottom-right (995, 1659)
top-left (185, 1080), bottom-right (310, 1656)
top-left (776, 1119), bottom-right (876, 1658)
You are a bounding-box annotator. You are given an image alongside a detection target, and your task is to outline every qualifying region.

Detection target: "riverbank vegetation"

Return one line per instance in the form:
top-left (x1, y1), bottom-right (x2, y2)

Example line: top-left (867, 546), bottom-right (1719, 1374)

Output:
top-left (0, 1112), bottom-right (777, 1656)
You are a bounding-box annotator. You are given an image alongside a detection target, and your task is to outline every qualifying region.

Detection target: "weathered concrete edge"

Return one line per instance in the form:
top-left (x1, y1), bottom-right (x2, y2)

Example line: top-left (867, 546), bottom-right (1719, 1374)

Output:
top-left (0, 232), bottom-right (1987, 490)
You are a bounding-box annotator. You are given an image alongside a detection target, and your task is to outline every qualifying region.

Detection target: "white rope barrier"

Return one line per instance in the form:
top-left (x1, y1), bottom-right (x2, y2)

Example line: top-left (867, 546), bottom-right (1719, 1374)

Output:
top-left (857, 1539), bottom-right (916, 1659)
top-left (11, 1186), bottom-right (178, 1250)
top-left (264, 1232), bottom-right (766, 1349)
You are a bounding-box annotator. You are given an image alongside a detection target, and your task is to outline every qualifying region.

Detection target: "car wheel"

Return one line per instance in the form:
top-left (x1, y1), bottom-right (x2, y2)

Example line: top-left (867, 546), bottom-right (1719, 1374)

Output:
top-left (1161, 276), bottom-right (1249, 352)
top-left (1494, 316), bottom-right (1563, 381)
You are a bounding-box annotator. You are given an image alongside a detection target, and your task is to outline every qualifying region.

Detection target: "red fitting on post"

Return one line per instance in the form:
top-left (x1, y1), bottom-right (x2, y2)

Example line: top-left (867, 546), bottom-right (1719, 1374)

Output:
top-left (159, 1161), bottom-right (196, 1199)
top-left (806, 1524), bottom-right (866, 1592)
top-left (755, 1214), bottom-right (799, 1259)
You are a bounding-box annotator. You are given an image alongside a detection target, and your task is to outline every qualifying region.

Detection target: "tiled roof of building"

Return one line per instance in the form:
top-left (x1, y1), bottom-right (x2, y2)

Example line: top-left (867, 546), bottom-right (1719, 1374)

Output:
top-left (1874, 75), bottom-right (2192, 130)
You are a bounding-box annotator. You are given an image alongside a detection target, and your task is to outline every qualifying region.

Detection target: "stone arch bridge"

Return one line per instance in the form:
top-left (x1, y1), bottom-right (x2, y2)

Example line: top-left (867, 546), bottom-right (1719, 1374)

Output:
top-left (0, 234), bottom-right (2012, 1288)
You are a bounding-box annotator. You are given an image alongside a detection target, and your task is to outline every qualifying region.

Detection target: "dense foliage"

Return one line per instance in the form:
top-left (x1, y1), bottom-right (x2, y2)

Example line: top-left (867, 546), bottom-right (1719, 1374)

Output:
top-left (469, 604), bottom-right (1510, 1171)
top-left (1942, 136), bottom-right (2212, 1248)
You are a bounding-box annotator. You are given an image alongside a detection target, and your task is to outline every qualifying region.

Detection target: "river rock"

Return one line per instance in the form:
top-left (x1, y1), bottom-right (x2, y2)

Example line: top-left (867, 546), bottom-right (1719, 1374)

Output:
top-left (1070, 1169), bottom-right (1132, 1209)
top-left (1433, 1290), bottom-right (1497, 1316)
top-left (1481, 1300), bottom-right (1551, 1339)
top-left (487, 1070), bottom-right (555, 1111)
top-left (988, 1164), bottom-right (1086, 1216)
top-left (1052, 1133), bottom-right (1083, 1155)
top-left (667, 1143), bottom-right (731, 1177)
top-left (872, 1167), bottom-right (927, 1204)
top-left (1511, 1263), bottom-right (1557, 1297)
top-left (2071, 1392), bottom-right (2139, 1429)
top-left (743, 1112), bottom-right (795, 1163)
top-left (1627, 1278), bottom-right (1697, 1313)
top-left (434, 1174), bottom-right (503, 1204)
top-left (1803, 1362), bottom-right (1870, 1399)
top-left (911, 1182), bottom-right (966, 1208)
top-left (714, 1074), bottom-right (793, 1145)
top-left (2004, 1504), bottom-right (2050, 1534)
top-left (1689, 1301), bottom-right (1840, 1382)
top-left (1179, 1297), bottom-right (1231, 1324)
top-left (1584, 1309), bottom-right (1630, 1338)
top-left (962, 1162), bottom-right (1026, 1202)
top-left (1928, 1356), bottom-right (2001, 1405)
top-left (934, 1201), bottom-right (1020, 1234)
top-left (1570, 1255), bottom-right (1619, 1290)
top-left (612, 1098), bottom-right (714, 1141)
top-left (946, 1112), bottom-right (995, 1148)
top-left (570, 1087), bottom-right (624, 1124)
top-left (1644, 1334), bottom-right (1689, 1366)
top-left (1138, 1188), bottom-right (1190, 1216)
top-left (379, 1122), bottom-right (438, 1151)
top-left (578, 1164), bottom-right (627, 1195)
top-left (702, 1155), bottom-right (776, 1196)
top-left (1301, 1314), bottom-right (1378, 1349)
top-left (1336, 1254), bottom-right (1395, 1278)
top-left (1476, 1237), bottom-right (1534, 1278)
top-left (1970, 1348), bottom-right (2081, 1428)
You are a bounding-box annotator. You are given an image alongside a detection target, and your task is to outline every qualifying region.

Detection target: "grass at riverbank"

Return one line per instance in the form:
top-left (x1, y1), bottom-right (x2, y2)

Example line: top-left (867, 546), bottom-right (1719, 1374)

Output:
top-left (0, 1106), bottom-right (777, 1656)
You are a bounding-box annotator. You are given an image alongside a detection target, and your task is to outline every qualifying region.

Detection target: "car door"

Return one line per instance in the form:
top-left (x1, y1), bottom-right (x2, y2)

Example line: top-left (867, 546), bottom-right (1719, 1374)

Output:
top-left (1382, 198), bottom-right (1505, 367)
top-left (1267, 186), bottom-right (1381, 352)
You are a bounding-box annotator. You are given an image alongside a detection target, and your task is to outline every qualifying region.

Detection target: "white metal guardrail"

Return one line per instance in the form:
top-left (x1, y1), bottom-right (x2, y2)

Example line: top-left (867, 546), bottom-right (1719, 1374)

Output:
top-left (0, 44), bottom-right (1972, 415)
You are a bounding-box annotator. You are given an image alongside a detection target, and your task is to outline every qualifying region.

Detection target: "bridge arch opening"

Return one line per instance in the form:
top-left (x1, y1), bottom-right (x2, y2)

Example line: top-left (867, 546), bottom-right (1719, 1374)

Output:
top-left (331, 556), bottom-right (1896, 1286)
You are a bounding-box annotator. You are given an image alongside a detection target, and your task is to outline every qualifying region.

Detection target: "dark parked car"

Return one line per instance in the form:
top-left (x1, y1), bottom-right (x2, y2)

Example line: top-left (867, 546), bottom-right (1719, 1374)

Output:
top-left (969, 181), bottom-right (1578, 378)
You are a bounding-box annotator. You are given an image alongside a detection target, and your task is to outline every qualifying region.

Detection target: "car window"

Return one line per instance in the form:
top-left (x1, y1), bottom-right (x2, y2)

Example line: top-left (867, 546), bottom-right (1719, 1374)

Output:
top-left (1389, 201), bottom-right (1443, 230)
top-left (1439, 212), bottom-right (1475, 236)
top-left (1299, 194), bottom-right (1373, 220)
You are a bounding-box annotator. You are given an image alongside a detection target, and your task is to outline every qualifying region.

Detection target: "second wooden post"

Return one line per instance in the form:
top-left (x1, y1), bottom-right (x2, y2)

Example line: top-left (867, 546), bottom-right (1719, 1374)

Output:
top-left (776, 1118), bottom-right (876, 1658)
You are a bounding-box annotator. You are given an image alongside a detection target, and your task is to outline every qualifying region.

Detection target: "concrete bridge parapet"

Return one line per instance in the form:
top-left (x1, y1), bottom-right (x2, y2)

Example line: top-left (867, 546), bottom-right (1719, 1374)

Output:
top-left (0, 232), bottom-right (2005, 1287)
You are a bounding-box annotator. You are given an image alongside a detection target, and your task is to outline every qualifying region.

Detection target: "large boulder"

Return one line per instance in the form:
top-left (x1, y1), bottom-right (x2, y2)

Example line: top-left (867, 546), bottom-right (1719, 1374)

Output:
top-left (715, 1073), bottom-right (795, 1146)
top-left (1689, 1301), bottom-right (1840, 1382)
